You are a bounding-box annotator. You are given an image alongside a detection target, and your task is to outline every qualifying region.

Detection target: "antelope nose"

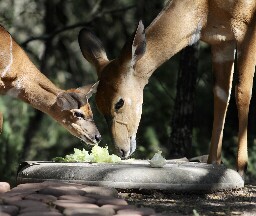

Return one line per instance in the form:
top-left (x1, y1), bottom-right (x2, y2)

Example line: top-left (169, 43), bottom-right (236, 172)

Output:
top-left (95, 134), bottom-right (101, 142)
top-left (118, 149), bottom-right (130, 159)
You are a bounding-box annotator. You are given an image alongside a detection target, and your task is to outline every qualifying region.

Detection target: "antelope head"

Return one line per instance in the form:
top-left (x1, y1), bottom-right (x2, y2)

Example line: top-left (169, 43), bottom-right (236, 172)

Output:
top-left (54, 82), bottom-right (101, 145)
top-left (78, 22), bottom-right (146, 158)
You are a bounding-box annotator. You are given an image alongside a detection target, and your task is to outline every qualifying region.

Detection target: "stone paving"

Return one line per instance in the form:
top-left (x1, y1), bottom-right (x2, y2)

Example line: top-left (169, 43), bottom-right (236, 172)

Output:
top-left (0, 181), bottom-right (160, 216)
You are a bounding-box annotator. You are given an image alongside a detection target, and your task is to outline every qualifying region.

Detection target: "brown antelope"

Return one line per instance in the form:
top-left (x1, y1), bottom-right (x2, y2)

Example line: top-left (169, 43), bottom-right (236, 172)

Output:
top-left (0, 25), bottom-right (101, 145)
top-left (79, 0), bottom-right (256, 175)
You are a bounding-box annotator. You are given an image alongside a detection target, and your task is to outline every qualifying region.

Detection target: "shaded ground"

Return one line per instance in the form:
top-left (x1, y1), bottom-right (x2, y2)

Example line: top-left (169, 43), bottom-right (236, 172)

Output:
top-left (119, 184), bottom-right (256, 215)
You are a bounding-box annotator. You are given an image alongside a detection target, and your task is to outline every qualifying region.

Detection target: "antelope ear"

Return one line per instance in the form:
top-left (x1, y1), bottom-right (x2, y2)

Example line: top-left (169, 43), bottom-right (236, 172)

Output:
top-left (56, 92), bottom-right (79, 110)
top-left (119, 20), bottom-right (146, 69)
top-left (56, 92), bottom-right (87, 110)
top-left (77, 81), bottom-right (99, 100)
top-left (78, 28), bottom-right (109, 77)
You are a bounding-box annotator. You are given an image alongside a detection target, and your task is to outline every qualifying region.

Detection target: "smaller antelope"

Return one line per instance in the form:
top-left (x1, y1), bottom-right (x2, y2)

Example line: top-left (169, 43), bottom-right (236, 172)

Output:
top-left (0, 25), bottom-right (101, 145)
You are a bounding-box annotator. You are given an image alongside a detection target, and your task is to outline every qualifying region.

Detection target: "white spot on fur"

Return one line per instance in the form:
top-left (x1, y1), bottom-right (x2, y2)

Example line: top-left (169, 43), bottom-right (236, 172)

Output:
top-left (189, 20), bottom-right (202, 45)
top-left (249, 88), bottom-right (252, 99)
top-left (5, 76), bottom-right (26, 98)
top-left (130, 134), bottom-right (136, 154)
top-left (135, 103), bottom-right (141, 115)
top-left (126, 98), bottom-right (132, 105)
top-left (1, 35), bottom-right (13, 78)
top-left (233, 27), bottom-right (245, 42)
top-left (71, 123), bottom-right (80, 131)
top-left (16, 79), bottom-right (23, 89)
top-left (214, 86), bottom-right (229, 102)
top-left (206, 34), bottom-right (227, 42)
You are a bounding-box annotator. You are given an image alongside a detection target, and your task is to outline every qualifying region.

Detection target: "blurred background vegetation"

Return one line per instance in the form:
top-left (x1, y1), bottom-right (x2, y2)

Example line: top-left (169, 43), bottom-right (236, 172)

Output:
top-left (0, 0), bottom-right (256, 185)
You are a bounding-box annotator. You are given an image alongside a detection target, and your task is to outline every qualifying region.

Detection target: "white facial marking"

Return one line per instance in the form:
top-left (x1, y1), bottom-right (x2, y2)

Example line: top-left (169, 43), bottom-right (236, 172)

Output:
top-left (1, 35), bottom-right (13, 78)
top-left (71, 123), bottom-right (82, 133)
top-left (214, 86), bottom-right (229, 103)
top-left (189, 19), bottom-right (202, 45)
top-left (130, 135), bottom-right (137, 154)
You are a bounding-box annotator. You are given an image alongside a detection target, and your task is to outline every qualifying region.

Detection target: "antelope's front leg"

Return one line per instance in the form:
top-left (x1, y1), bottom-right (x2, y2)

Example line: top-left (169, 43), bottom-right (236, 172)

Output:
top-left (235, 32), bottom-right (256, 176)
top-left (208, 41), bottom-right (235, 165)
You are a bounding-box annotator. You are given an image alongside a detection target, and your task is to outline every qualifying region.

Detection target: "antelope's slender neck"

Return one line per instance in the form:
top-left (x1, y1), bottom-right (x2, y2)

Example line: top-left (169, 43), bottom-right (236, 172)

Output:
top-left (11, 64), bottom-right (62, 114)
top-left (135, 0), bottom-right (207, 80)
top-left (0, 28), bottom-right (62, 115)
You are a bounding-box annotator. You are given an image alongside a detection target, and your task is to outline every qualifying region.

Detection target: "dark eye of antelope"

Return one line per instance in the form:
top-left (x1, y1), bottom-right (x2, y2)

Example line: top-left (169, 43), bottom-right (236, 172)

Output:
top-left (115, 98), bottom-right (124, 111)
top-left (74, 111), bottom-right (85, 119)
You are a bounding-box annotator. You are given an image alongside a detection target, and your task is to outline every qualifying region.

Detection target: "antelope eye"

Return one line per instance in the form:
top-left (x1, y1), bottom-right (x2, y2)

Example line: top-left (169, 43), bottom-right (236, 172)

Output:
top-left (115, 98), bottom-right (124, 111)
top-left (74, 111), bottom-right (85, 119)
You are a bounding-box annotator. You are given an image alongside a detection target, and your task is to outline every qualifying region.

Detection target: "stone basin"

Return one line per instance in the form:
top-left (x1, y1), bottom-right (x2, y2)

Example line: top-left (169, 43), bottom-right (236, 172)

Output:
top-left (17, 159), bottom-right (244, 192)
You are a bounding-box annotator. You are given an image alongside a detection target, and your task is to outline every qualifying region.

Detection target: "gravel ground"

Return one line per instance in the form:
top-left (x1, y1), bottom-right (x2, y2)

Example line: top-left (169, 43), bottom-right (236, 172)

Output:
top-left (119, 184), bottom-right (256, 216)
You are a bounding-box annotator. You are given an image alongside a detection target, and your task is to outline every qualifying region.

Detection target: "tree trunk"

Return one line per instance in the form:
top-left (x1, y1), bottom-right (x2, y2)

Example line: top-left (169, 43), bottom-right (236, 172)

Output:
top-left (168, 43), bottom-right (199, 158)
